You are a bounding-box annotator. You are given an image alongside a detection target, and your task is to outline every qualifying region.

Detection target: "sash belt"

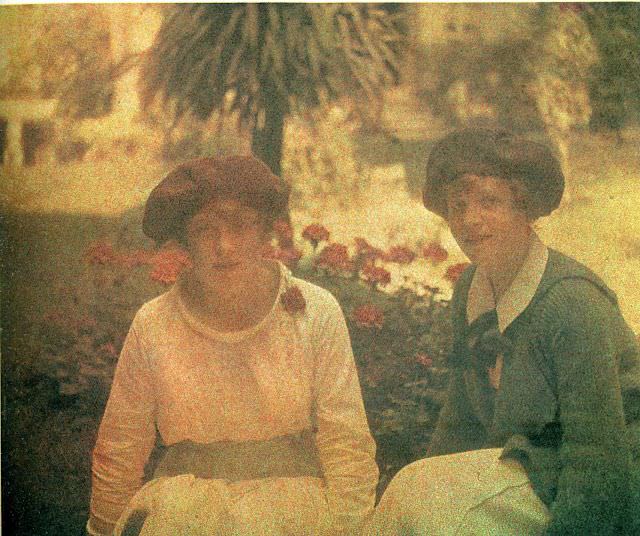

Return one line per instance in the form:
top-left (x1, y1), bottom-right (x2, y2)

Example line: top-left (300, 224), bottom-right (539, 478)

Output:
top-left (153, 430), bottom-right (323, 481)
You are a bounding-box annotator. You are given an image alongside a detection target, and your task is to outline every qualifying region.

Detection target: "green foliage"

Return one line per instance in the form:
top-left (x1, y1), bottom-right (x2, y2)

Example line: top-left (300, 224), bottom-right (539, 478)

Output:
top-left (415, 4), bottom-right (607, 134)
top-left (582, 4), bottom-right (640, 132)
top-left (0, 5), bottom-right (116, 118)
top-left (142, 4), bottom-right (401, 123)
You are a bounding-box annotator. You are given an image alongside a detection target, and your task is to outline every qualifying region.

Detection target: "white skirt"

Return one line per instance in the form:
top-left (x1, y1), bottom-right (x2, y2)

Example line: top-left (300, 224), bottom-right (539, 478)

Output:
top-left (114, 474), bottom-right (331, 536)
top-left (365, 448), bottom-right (551, 536)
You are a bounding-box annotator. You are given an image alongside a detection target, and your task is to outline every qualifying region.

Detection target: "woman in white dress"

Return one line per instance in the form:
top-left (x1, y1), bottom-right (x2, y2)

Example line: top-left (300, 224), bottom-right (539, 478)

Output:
top-left (87, 156), bottom-right (379, 536)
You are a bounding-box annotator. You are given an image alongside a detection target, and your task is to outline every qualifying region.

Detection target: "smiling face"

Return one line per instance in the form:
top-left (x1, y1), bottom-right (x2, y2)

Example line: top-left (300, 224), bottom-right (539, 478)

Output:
top-left (184, 198), bottom-right (270, 288)
top-left (445, 174), bottom-right (532, 269)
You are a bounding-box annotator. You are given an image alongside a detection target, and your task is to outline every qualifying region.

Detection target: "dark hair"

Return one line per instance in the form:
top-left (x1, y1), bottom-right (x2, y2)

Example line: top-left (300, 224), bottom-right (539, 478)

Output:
top-left (143, 156), bottom-right (290, 244)
top-left (424, 128), bottom-right (564, 220)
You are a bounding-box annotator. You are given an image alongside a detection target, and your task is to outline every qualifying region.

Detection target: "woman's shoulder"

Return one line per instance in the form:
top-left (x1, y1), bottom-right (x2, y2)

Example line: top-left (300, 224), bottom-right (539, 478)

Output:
top-left (130, 287), bottom-right (180, 331)
top-left (532, 251), bottom-right (625, 336)
top-left (288, 275), bottom-right (344, 320)
top-left (537, 250), bottom-right (618, 312)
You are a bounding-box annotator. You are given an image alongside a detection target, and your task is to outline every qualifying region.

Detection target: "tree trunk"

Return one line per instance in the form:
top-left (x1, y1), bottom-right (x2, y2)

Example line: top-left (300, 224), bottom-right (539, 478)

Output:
top-left (250, 95), bottom-right (293, 234)
top-left (251, 95), bottom-right (286, 177)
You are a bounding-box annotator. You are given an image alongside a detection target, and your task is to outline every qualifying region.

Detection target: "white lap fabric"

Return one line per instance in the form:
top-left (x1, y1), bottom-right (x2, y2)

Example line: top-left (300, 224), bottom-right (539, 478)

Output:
top-left (114, 475), bottom-right (331, 536)
top-left (366, 448), bottom-right (551, 536)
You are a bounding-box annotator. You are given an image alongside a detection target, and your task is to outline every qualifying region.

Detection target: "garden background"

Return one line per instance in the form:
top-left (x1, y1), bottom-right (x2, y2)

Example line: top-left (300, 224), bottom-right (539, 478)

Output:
top-left (2, 4), bottom-right (640, 535)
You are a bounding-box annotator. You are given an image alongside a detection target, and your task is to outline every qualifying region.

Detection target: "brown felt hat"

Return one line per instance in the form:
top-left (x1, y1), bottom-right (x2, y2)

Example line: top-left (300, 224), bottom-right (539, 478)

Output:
top-left (143, 155), bottom-right (289, 244)
top-left (423, 128), bottom-right (564, 219)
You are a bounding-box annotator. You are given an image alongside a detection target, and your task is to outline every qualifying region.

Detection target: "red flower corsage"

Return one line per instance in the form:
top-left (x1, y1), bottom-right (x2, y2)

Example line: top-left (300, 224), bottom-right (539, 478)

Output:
top-left (281, 285), bottom-right (306, 315)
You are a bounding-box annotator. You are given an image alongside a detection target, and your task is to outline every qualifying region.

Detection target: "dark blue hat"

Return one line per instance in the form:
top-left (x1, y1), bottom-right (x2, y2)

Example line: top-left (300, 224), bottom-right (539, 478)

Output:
top-left (424, 128), bottom-right (564, 219)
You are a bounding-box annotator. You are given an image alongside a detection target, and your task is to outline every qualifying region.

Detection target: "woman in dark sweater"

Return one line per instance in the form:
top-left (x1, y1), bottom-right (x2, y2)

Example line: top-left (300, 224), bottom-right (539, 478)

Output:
top-left (367, 128), bottom-right (640, 535)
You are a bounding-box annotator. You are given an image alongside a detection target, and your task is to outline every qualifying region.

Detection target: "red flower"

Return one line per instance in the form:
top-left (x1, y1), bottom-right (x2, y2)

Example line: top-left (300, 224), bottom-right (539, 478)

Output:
top-left (281, 285), bottom-right (306, 314)
top-left (316, 243), bottom-right (353, 272)
top-left (85, 241), bottom-right (117, 265)
top-left (273, 219), bottom-right (294, 246)
top-left (264, 245), bottom-right (303, 269)
top-left (361, 263), bottom-right (391, 287)
top-left (363, 358), bottom-right (386, 387)
top-left (558, 3), bottom-right (585, 13)
top-left (119, 249), bottom-right (152, 269)
top-left (384, 246), bottom-right (416, 264)
top-left (302, 224), bottom-right (330, 244)
top-left (281, 247), bottom-right (303, 268)
top-left (445, 262), bottom-right (471, 283)
top-left (354, 237), bottom-right (383, 261)
top-left (416, 353), bottom-right (433, 368)
top-left (100, 342), bottom-right (118, 358)
top-left (353, 304), bottom-right (384, 329)
top-left (423, 242), bottom-right (449, 264)
top-left (150, 248), bottom-right (191, 285)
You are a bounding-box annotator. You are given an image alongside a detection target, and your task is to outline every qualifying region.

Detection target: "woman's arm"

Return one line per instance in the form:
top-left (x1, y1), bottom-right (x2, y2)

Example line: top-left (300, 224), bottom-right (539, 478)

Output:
top-left (311, 294), bottom-right (379, 535)
top-left (88, 321), bottom-right (157, 536)
top-left (426, 367), bottom-right (486, 457)
top-left (543, 280), bottom-right (632, 536)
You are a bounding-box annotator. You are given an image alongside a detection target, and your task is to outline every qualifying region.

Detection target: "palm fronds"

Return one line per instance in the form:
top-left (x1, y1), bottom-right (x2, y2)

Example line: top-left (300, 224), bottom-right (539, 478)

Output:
top-left (140, 4), bottom-right (404, 127)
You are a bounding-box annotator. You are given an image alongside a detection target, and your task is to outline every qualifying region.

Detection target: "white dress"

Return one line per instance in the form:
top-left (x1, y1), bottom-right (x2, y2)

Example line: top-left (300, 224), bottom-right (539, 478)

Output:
top-left (88, 264), bottom-right (379, 535)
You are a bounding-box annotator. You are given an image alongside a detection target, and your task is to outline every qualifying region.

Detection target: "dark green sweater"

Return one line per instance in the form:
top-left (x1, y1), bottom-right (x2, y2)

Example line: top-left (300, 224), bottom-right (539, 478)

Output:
top-left (427, 249), bottom-right (640, 535)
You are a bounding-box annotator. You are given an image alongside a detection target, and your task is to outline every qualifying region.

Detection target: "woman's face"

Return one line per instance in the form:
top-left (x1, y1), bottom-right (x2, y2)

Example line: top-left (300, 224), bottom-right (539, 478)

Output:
top-left (184, 198), bottom-right (269, 286)
top-left (445, 174), bottom-right (532, 269)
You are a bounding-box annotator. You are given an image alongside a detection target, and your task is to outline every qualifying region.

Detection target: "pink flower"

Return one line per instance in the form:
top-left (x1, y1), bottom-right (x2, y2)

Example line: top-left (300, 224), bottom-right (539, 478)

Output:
top-left (423, 242), bottom-right (449, 264)
top-left (445, 262), bottom-right (471, 283)
top-left (416, 353), bottom-right (433, 368)
top-left (273, 219), bottom-right (294, 247)
top-left (361, 263), bottom-right (391, 287)
top-left (302, 224), bottom-right (330, 245)
top-left (280, 286), bottom-right (306, 314)
top-left (353, 304), bottom-right (384, 329)
top-left (354, 238), bottom-right (383, 261)
top-left (316, 243), bottom-right (353, 272)
top-left (150, 247), bottom-right (191, 285)
top-left (384, 246), bottom-right (416, 264)
top-left (264, 245), bottom-right (303, 269)
top-left (85, 241), bottom-right (117, 265)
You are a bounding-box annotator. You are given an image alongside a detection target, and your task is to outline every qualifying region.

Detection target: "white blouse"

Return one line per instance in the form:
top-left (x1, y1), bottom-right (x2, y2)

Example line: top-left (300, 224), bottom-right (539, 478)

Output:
top-left (90, 265), bottom-right (379, 534)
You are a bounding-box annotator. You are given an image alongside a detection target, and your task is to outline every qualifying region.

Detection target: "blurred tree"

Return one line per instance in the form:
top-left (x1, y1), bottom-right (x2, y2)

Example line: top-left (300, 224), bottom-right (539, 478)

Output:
top-left (527, 4), bottom-right (598, 180)
top-left (582, 3), bottom-right (640, 140)
top-left (140, 4), bottom-right (402, 175)
top-left (0, 5), bottom-right (120, 119)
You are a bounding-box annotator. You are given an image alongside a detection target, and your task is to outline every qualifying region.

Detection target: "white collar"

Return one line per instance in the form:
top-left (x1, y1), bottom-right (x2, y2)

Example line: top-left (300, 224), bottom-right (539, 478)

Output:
top-left (466, 234), bottom-right (548, 333)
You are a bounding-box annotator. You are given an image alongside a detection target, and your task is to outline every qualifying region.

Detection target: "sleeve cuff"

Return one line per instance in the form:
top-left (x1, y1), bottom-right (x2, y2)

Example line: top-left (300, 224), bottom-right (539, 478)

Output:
top-left (87, 516), bottom-right (115, 536)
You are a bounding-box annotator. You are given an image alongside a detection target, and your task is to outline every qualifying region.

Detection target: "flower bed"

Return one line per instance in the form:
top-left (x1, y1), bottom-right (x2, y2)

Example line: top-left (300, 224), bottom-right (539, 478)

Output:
top-left (3, 212), bottom-right (465, 532)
